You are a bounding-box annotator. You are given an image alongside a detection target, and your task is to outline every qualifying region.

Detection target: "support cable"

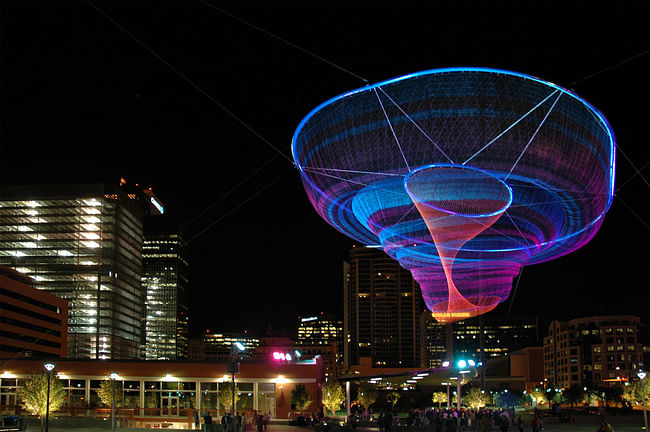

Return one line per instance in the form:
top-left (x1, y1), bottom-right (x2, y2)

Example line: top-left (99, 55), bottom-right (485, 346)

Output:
top-left (463, 89), bottom-right (560, 166)
top-left (614, 195), bottom-right (650, 230)
top-left (188, 167), bottom-right (295, 242)
top-left (506, 91), bottom-right (562, 179)
top-left (505, 268), bottom-right (524, 323)
top-left (181, 154), bottom-right (282, 231)
top-left (570, 49), bottom-right (650, 86)
top-left (616, 145), bottom-right (650, 188)
top-left (373, 88), bottom-right (411, 172)
top-left (615, 160), bottom-right (650, 193)
top-left (85, 0), bottom-right (294, 165)
top-left (197, 0), bottom-right (369, 84)
top-left (377, 87), bottom-right (454, 164)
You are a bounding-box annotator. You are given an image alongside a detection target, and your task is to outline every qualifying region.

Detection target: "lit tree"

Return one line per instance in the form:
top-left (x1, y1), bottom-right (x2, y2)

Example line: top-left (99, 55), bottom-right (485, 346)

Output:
top-left (322, 380), bottom-right (345, 416)
top-left (624, 379), bottom-right (650, 407)
top-left (97, 380), bottom-right (123, 408)
top-left (529, 390), bottom-right (548, 406)
top-left (464, 388), bottom-right (491, 409)
top-left (432, 392), bottom-right (448, 408)
top-left (356, 383), bottom-right (378, 417)
top-left (387, 391), bottom-right (401, 407)
top-left (18, 372), bottom-right (66, 432)
top-left (218, 382), bottom-right (240, 412)
top-left (291, 384), bottom-right (313, 414)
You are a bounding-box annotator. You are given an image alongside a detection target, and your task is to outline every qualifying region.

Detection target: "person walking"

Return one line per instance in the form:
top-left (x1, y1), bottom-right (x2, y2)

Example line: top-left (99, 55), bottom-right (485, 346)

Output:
top-left (241, 412), bottom-right (247, 432)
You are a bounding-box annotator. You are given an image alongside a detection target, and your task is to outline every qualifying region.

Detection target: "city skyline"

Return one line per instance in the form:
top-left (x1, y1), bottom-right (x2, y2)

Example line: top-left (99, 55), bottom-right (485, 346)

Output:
top-left (1, 2), bottom-right (648, 336)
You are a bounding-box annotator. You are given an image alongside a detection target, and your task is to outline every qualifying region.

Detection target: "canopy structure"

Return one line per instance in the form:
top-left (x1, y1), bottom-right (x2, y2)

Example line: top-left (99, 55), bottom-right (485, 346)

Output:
top-left (292, 68), bottom-right (615, 323)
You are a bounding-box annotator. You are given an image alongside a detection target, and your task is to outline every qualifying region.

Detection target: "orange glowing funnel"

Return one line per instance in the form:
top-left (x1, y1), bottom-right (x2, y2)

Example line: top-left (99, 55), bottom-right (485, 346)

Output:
top-left (404, 165), bottom-right (513, 322)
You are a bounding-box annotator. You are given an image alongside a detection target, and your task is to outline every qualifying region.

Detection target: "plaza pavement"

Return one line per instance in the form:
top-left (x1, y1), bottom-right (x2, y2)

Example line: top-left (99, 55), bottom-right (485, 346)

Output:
top-left (20, 414), bottom-right (647, 432)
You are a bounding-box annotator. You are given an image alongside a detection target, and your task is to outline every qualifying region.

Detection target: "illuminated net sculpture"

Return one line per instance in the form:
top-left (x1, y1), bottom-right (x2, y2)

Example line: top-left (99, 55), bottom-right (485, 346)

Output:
top-left (292, 68), bottom-right (615, 323)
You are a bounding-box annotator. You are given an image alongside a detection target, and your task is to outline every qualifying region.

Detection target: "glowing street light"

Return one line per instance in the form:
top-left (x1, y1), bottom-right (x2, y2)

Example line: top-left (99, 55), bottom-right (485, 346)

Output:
top-left (230, 342), bottom-right (246, 416)
top-left (109, 372), bottom-right (119, 432)
top-left (43, 362), bottom-right (55, 432)
top-left (638, 369), bottom-right (648, 431)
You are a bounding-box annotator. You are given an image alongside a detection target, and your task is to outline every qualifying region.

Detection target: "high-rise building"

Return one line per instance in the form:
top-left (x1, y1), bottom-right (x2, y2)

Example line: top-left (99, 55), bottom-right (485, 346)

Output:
top-left (543, 315), bottom-right (642, 389)
top-left (297, 313), bottom-right (342, 346)
top-left (0, 184), bottom-right (146, 359)
top-left (142, 215), bottom-right (189, 360)
top-left (344, 246), bottom-right (424, 367)
top-left (201, 331), bottom-right (261, 360)
top-left (420, 313), bottom-right (538, 368)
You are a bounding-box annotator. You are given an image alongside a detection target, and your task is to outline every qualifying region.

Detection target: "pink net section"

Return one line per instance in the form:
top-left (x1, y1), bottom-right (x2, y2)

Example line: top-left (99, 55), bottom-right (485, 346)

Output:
top-left (405, 166), bottom-right (514, 322)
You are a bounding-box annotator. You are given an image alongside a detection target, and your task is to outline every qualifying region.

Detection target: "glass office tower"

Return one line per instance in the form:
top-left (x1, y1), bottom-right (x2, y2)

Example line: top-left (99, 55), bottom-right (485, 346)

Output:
top-left (0, 184), bottom-right (145, 359)
top-left (142, 216), bottom-right (189, 360)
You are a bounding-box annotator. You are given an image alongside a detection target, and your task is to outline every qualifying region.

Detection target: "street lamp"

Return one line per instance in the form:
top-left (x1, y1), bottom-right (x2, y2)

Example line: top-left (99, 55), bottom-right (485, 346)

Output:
top-left (638, 370), bottom-right (648, 431)
top-left (109, 372), bottom-right (119, 432)
top-left (454, 359), bottom-right (475, 432)
top-left (230, 342), bottom-right (246, 417)
top-left (43, 362), bottom-right (55, 432)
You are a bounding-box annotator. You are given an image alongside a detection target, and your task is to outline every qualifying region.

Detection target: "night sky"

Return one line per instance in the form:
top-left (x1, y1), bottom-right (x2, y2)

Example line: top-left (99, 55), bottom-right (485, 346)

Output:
top-left (1, 1), bottom-right (649, 339)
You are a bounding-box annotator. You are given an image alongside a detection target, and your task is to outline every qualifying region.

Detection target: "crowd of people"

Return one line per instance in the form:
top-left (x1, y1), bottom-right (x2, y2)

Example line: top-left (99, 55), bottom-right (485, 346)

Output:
top-left (196, 410), bottom-right (271, 432)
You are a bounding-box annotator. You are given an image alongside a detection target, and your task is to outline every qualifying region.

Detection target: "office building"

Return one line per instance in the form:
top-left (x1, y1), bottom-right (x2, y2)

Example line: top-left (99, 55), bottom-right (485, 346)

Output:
top-left (201, 331), bottom-right (261, 360)
top-left (0, 265), bottom-right (68, 359)
top-left (0, 357), bottom-right (322, 427)
top-left (344, 246), bottom-right (424, 367)
top-left (420, 313), bottom-right (538, 368)
top-left (297, 313), bottom-right (342, 346)
top-left (543, 315), bottom-right (642, 389)
top-left (0, 183), bottom-right (146, 359)
top-left (142, 215), bottom-right (189, 360)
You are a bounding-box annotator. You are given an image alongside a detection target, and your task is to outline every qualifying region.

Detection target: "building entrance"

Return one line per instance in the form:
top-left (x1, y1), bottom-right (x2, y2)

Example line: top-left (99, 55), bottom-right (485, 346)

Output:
top-left (0, 393), bottom-right (16, 412)
top-left (161, 395), bottom-right (180, 416)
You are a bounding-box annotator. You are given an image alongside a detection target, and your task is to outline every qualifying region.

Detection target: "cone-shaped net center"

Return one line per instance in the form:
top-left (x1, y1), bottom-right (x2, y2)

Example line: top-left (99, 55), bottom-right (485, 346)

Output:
top-left (405, 165), bottom-right (513, 322)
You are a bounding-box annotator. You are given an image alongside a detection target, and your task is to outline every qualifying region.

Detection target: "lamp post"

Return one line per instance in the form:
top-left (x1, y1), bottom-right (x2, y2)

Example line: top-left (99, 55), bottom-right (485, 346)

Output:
top-left (454, 359), bottom-right (475, 432)
top-left (43, 362), bottom-right (56, 432)
top-left (230, 342), bottom-right (246, 417)
top-left (638, 370), bottom-right (648, 431)
top-left (109, 372), bottom-right (119, 432)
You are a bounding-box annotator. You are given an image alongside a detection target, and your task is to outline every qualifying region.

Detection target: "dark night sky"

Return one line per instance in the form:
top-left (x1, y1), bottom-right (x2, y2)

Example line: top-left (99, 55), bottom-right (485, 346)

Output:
top-left (1, 1), bottom-right (649, 339)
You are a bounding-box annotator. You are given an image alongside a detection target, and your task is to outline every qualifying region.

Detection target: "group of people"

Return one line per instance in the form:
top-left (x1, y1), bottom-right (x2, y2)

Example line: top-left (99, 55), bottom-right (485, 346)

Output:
top-left (196, 410), bottom-right (270, 432)
top-left (375, 407), bottom-right (538, 432)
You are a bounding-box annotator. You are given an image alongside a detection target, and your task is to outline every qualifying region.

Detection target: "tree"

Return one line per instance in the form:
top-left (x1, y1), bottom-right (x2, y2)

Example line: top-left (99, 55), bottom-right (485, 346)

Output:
top-left (464, 388), bottom-right (490, 409)
top-left (432, 391), bottom-right (448, 408)
top-left (291, 384), bottom-right (313, 414)
top-left (322, 380), bottom-right (345, 416)
top-left (564, 384), bottom-right (585, 407)
top-left (18, 372), bottom-right (66, 432)
top-left (97, 380), bottom-right (123, 408)
top-left (529, 390), bottom-right (548, 406)
top-left (624, 379), bottom-right (650, 406)
top-left (356, 383), bottom-right (378, 416)
top-left (387, 391), bottom-right (401, 407)
top-left (218, 382), bottom-right (240, 412)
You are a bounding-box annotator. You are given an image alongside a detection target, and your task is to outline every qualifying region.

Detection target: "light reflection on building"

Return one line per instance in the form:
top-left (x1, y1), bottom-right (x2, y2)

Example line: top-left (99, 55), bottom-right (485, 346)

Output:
top-left (0, 184), bottom-right (146, 359)
top-left (142, 215), bottom-right (189, 360)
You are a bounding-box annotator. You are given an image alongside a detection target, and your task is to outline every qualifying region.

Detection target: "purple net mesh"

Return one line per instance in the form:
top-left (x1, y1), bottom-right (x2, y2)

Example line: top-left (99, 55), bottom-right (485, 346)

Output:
top-left (292, 68), bottom-right (615, 322)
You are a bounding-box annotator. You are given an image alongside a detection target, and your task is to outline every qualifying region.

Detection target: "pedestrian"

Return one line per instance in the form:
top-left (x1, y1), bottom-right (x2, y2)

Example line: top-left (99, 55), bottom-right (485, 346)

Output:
top-left (241, 412), bottom-right (247, 432)
top-left (194, 411), bottom-right (200, 430)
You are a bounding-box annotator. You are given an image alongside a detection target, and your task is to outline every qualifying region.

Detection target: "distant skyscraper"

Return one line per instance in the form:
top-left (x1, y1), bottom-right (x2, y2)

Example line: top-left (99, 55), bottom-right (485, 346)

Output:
top-left (201, 331), bottom-right (261, 360)
top-left (420, 313), bottom-right (538, 367)
top-left (344, 246), bottom-right (424, 367)
top-left (142, 215), bottom-right (189, 360)
top-left (297, 313), bottom-right (342, 346)
top-left (0, 183), bottom-right (146, 359)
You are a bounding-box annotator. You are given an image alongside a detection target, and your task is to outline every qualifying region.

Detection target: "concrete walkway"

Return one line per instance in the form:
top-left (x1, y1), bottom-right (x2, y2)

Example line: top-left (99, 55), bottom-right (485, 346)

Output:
top-left (21, 415), bottom-right (648, 432)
